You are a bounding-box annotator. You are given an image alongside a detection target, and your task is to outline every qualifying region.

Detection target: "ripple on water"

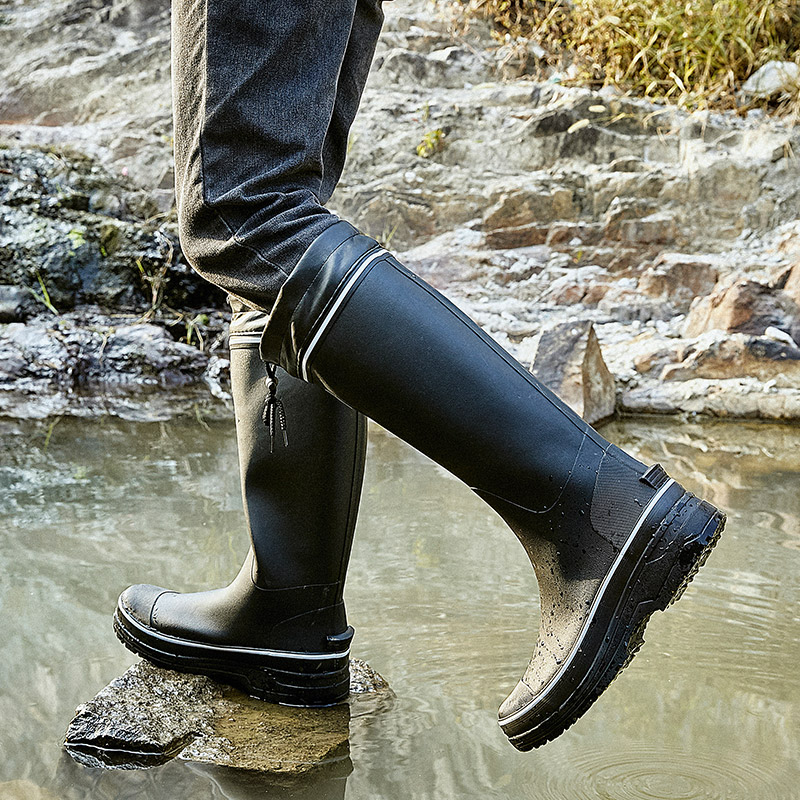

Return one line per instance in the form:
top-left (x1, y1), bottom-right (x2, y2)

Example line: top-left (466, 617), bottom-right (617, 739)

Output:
top-left (542, 743), bottom-right (779, 800)
top-left (675, 566), bottom-right (800, 694)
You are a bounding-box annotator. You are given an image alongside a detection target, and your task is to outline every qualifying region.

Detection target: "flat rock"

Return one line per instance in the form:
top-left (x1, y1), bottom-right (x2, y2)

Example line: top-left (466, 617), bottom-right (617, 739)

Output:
top-left (0, 311), bottom-right (231, 421)
top-left (621, 376), bottom-right (800, 420)
top-left (64, 659), bottom-right (392, 775)
top-left (661, 331), bottom-right (800, 382)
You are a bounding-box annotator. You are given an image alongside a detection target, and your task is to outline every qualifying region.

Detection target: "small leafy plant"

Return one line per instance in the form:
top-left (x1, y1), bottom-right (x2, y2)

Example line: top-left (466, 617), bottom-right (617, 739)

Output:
top-left (67, 228), bottom-right (87, 250)
top-left (416, 128), bottom-right (447, 158)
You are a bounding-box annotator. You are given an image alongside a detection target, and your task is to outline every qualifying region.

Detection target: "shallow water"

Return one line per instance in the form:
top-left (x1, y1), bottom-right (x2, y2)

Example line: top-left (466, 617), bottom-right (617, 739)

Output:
top-left (1, 414), bottom-right (798, 799)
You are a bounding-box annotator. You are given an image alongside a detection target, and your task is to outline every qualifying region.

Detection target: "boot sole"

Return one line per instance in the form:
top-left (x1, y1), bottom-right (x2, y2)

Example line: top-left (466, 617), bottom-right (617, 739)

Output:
top-left (499, 485), bottom-right (725, 750)
top-left (113, 602), bottom-right (351, 707)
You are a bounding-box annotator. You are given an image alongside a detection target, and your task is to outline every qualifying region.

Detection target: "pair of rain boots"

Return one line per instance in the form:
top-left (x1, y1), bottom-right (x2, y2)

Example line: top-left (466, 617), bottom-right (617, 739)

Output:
top-left (116, 222), bottom-right (724, 750)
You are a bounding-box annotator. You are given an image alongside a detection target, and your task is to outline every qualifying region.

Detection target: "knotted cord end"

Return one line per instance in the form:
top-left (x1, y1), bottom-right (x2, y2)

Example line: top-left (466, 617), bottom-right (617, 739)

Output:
top-left (262, 363), bottom-right (288, 452)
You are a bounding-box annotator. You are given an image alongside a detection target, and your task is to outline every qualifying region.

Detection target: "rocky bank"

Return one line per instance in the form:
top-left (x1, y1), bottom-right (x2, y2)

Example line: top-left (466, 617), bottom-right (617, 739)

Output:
top-left (2, 0), bottom-right (800, 421)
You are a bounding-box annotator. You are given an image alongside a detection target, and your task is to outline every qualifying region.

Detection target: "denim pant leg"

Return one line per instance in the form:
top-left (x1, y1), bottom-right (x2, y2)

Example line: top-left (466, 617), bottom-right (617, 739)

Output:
top-left (171, 0), bottom-right (385, 312)
top-left (319, 0), bottom-right (385, 205)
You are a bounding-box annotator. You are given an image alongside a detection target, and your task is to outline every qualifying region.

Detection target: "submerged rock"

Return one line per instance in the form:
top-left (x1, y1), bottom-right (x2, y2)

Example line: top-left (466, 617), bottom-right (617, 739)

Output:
top-left (0, 780), bottom-right (59, 800)
top-left (64, 659), bottom-right (392, 774)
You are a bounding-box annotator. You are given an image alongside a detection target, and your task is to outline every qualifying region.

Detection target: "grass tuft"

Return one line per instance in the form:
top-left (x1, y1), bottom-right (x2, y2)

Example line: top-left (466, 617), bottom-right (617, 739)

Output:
top-left (454, 0), bottom-right (800, 110)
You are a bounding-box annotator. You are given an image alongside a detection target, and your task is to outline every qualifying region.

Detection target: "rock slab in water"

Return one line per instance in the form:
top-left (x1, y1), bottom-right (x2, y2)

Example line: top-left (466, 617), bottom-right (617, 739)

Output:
top-left (64, 659), bottom-right (391, 774)
top-left (0, 310), bottom-right (232, 421)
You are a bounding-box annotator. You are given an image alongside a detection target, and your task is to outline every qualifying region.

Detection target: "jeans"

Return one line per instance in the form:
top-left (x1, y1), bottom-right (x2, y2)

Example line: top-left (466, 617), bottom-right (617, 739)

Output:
top-left (171, 0), bottom-right (386, 312)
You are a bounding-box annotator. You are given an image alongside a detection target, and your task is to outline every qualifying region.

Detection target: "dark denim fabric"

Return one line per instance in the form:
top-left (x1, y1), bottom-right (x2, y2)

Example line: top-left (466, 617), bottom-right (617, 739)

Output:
top-left (171, 0), bottom-right (385, 312)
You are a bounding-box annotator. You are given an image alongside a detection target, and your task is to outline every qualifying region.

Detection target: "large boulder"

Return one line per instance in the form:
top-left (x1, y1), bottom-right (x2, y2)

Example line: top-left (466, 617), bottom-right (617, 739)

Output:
top-left (617, 327), bottom-right (800, 419)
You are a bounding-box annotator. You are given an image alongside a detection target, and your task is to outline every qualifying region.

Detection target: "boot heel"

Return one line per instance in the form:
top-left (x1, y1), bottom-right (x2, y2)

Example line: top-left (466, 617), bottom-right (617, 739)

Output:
top-left (647, 495), bottom-right (725, 612)
top-left (241, 658), bottom-right (351, 707)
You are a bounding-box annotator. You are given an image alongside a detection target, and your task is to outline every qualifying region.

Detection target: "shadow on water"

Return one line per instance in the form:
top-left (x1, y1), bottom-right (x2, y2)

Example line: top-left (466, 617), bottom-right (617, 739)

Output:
top-left (0, 414), bottom-right (798, 799)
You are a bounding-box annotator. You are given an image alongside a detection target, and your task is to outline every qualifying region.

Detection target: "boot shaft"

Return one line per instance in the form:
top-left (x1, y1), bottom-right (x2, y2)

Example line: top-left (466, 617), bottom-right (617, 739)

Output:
top-left (230, 306), bottom-right (367, 599)
top-left (257, 222), bottom-right (724, 743)
top-left (259, 223), bottom-right (652, 548)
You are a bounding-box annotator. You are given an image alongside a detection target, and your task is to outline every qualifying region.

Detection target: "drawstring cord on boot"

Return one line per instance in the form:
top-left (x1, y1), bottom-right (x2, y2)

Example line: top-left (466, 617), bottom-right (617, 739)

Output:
top-left (262, 363), bottom-right (288, 453)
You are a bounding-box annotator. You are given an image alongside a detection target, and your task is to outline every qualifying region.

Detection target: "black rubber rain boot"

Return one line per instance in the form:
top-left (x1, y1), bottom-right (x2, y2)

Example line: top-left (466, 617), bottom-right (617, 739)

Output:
top-left (260, 221), bottom-right (725, 747)
top-left (114, 308), bottom-right (367, 707)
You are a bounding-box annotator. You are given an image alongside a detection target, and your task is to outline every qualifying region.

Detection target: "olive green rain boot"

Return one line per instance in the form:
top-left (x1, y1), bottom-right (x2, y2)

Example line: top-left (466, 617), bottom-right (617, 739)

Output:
top-left (114, 307), bottom-right (367, 706)
top-left (259, 221), bottom-right (725, 747)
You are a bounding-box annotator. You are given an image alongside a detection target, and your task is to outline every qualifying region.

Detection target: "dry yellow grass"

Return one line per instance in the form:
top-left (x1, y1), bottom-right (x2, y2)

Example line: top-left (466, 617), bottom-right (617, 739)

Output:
top-left (456, 0), bottom-right (800, 110)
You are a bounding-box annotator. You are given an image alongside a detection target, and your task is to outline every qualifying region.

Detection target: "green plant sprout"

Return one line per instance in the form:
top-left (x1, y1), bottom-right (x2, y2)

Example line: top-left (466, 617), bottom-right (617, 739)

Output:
top-left (67, 228), bottom-right (87, 250)
top-left (184, 313), bottom-right (210, 350)
top-left (25, 272), bottom-right (59, 315)
top-left (416, 128), bottom-right (446, 158)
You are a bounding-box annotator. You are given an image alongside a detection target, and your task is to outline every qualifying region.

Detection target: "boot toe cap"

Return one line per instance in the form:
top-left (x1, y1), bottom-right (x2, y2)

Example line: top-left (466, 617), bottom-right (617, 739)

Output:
top-left (118, 584), bottom-right (170, 628)
top-left (498, 677), bottom-right (537, 723)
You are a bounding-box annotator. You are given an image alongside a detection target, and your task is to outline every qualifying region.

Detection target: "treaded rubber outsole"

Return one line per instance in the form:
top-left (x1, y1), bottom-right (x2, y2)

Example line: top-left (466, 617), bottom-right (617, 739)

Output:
top-left (504, 500), bottom-right (725, 751)
top-left (113, 607), bottom-right (351, 708)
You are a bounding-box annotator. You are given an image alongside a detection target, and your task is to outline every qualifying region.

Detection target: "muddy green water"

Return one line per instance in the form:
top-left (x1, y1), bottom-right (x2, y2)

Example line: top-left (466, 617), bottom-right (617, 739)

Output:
top-left (0, 415), bottom-right (798, 799)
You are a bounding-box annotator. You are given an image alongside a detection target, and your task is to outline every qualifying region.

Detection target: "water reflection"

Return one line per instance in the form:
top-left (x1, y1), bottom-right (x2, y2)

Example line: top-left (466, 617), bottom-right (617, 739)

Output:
top-left (0, 415), bottom-right (798, 798)
top-left (51, 752), bottom-right (352, 800)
